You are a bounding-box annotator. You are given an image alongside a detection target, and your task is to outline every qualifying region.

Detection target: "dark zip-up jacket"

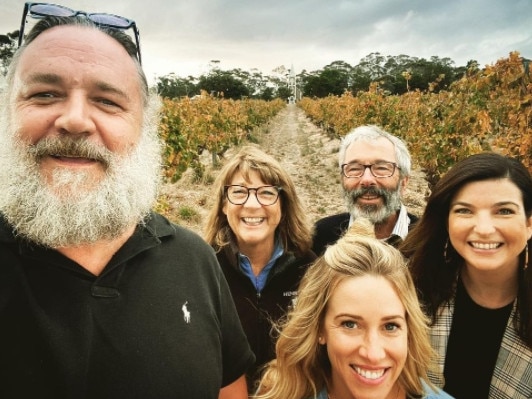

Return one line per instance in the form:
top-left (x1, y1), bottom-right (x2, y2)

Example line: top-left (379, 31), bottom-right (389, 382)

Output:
top-left (216, 244), bottom-right (316, 391)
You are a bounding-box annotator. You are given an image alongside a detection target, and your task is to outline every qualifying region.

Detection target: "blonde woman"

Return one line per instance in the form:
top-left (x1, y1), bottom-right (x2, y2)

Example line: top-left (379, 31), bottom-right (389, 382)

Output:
top-left (255, 218), bottom-right (453, 399)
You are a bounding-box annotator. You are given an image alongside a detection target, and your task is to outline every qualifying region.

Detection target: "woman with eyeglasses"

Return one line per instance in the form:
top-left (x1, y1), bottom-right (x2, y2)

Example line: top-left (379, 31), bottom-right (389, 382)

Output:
top-left (204, 145), bottom-right (317, 393)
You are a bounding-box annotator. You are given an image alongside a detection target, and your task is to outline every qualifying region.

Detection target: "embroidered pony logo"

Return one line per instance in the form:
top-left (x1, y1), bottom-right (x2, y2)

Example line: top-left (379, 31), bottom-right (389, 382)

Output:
top-left (182, 301), bottom-right (191, 324)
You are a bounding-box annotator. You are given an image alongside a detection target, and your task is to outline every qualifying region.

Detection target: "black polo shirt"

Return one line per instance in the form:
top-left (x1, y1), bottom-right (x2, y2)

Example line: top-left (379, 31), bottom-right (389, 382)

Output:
top-left (0, 212), bottom-right (254, 399)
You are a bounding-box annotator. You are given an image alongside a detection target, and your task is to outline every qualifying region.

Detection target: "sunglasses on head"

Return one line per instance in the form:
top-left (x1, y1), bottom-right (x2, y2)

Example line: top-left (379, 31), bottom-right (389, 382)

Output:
top-left (18, 2), bottom-right (142, 64)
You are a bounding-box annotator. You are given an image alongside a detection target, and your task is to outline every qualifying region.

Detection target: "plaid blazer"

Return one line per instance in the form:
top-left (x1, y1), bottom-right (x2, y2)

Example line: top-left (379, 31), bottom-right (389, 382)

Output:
top-left (429, 298), bottom-right (532, 398)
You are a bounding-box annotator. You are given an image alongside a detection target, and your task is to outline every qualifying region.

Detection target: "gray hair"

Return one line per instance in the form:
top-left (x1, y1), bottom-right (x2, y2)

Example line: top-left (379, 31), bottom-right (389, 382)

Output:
top-left (5, 15), bottom-right (149, 105)
top-left (338, 125), bottom-right (411, 178)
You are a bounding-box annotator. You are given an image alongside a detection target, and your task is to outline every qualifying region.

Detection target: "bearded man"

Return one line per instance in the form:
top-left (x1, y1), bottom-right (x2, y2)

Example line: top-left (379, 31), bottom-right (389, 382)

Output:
top-left (0, 5), bottom-right (253, 399)
top-left (311, 125), bottom-right (418, 256)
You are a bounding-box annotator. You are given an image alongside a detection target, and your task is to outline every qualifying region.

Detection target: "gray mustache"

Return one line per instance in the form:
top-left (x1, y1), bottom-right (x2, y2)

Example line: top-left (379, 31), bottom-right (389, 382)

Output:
top-left (27, 137), bottom-right (112, 166)
top-left (349, 187), bottom-right (387, 200)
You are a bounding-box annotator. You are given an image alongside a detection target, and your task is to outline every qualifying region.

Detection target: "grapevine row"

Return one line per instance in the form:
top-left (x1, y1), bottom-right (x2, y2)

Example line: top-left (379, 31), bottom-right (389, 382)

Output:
top-left (298, 51), bottom-right (532, 189)
top-left (159, 92), bottom-right (285, 181)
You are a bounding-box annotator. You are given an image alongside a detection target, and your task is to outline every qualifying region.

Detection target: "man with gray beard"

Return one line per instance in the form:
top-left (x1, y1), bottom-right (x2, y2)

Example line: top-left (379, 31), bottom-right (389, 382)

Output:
top-left (0, 4), bottom-right (253, 399)
top-left (312, 125), bottom-right (418, 256)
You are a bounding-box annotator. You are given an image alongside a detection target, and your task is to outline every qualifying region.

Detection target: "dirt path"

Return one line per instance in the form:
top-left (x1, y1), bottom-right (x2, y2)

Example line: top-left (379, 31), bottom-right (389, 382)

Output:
top-left (160, 104), bottom-right (429, 235)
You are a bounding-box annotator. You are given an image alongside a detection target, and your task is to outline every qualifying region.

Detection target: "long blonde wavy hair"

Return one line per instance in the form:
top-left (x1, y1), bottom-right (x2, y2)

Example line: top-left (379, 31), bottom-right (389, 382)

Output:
top-left (254, 218), bottom-right (437, 399)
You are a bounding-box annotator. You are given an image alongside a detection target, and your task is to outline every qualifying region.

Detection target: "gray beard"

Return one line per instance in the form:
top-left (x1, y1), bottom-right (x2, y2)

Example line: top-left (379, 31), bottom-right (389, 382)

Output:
top-left (343, 183), bottom-right (403, 225)
top-left (0, 105), bottom-right (162, 248)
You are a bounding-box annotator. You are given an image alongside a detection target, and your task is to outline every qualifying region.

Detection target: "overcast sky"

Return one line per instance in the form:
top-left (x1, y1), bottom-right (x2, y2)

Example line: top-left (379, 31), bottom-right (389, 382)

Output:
top-left (2, 0), bottom-right (531, 84)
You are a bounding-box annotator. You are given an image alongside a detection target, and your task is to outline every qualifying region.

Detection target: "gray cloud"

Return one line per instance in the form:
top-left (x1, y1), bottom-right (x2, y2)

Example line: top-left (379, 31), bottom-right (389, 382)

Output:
top-left (2, 0), bottom-right (531, 83)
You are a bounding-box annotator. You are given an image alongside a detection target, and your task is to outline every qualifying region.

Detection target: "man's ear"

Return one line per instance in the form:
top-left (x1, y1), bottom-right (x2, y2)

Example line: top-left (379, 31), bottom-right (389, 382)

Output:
top-left (400, 176), bottom-right (409, 194)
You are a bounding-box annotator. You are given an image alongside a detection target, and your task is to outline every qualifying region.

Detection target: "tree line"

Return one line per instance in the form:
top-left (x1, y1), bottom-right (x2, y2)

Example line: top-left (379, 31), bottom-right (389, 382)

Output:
top-left (155, 54), bottom-right (475, 101)
top-left (0, 29), bottom-right (478, 100)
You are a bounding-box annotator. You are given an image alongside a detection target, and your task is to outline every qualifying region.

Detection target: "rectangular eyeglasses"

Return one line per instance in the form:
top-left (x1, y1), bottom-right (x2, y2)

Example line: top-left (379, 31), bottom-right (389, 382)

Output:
top-left (341, 161), bottom-right (400, 178)
top-left (18, 2), bottom-right (142, 64)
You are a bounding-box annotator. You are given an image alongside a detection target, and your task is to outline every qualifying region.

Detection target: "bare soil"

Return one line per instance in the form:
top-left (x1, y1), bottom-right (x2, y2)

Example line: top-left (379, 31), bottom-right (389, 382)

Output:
top-left (159, 104), bottom-right (430, 235)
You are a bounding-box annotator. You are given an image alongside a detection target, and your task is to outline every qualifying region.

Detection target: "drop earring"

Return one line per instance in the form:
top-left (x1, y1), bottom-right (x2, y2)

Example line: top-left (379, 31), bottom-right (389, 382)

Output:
top-left (444, 238), bottom-right (451, 264)
top-left (525, 243), bottom-right (529, 271)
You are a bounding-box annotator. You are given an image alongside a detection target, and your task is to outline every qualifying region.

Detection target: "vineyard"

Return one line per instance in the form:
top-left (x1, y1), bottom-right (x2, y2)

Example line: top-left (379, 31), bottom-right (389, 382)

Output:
top-left (159, 94), bottom-right (285, 182)
top-left (298, 51), bottom-right (532, 188)
top-left (159, 52), bottom-right (531, 190)
top-left (157, 52), bottom-right (531, 229)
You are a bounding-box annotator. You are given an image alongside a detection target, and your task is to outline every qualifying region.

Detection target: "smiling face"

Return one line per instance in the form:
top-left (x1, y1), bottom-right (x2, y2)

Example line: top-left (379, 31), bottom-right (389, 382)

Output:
top-left (11, 24), bottom-right (144, 193)
top-left (320, 275), bottom-right (407, 399)
top-left (0, 24), bottom-right (161, 247)
top-left (342, 138), bottom-right (407, 224)
top-left (448, 178), bottom-right (532, 278)
top-left (222, 170), bottom-right (282, 252)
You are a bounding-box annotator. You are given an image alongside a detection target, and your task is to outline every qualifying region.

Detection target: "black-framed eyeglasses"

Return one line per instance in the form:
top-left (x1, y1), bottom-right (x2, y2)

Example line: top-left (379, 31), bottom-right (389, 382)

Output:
top-left (224, 185), bottom-right (282, 206)
top-left (341, 161), bottom-right (400, 178)
top-left (18, 2), bottom-right (142, 64)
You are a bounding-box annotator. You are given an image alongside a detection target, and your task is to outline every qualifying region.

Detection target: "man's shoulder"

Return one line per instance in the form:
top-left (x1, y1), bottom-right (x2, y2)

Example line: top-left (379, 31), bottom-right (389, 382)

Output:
top-left (145, 212), bottom-right (204, 242)
top-left (0, 213), bottom-right (16, 243)
top-left (139, 213), bottom-right (219, 275)
top-left (311, 213), bottom-right (350, 257)
top-left (141, 212), bottom-right (215, 257)
top-left (407, 212), bottom-right (419, 226)
top-left (314, 212), bottom-right (350, 229)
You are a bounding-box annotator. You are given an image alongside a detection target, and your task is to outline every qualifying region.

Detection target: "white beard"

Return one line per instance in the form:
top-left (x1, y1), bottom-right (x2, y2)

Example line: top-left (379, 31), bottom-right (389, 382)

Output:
top-left (0, 97), bottom-right (163, 248)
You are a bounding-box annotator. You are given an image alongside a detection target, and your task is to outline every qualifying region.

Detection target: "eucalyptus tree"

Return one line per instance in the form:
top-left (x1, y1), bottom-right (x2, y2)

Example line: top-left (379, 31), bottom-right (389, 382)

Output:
top-left (0, 31), bottom-right (18, 76)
